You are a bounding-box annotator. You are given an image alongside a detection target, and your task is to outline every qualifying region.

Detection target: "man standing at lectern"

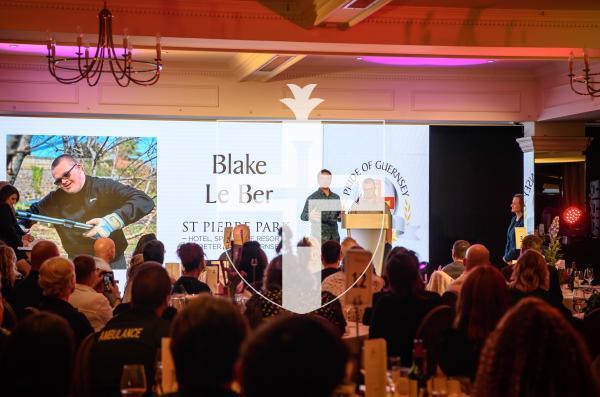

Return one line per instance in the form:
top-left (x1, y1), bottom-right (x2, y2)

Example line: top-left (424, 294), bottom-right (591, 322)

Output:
top-left (27, 154), bottom-right (155, 269)
top-left (301, 169), bottom-right (341, 243)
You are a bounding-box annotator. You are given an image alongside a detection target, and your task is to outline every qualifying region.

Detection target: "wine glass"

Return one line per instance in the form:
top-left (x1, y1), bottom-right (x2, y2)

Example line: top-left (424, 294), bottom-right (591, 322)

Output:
top-left (584, 268), bottom-right (594, 286)
top-left (573, 289), bottom-right (586, 314)
top-left (573, 270), bottom-right (583, 288)
top-left (120, 364), bottom-right (147, 397)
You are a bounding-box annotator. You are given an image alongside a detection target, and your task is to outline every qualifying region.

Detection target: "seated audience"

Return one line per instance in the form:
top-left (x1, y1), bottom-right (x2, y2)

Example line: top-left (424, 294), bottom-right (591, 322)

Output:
top-left (0, 281), bottom-right (8, 341)
top-left (369, 250), bottom-right (441, 365)
top-left (508, 249), bottom-right (570, 317)
top-left (132, 233), bottom-right (157, 256)
top-left (142, 239), bottom-right (165, 264)
top-left (0, 245), bottom-right (19, 301)
top-left (237, 241), bottom-right (268, 289)
top-left (69, 255), bottom-right (114, 331)
top-left (473, 297), bottom-right (599, 397)
top-left (244, 255), bottom-right (286, 328)
top-left (241, 315), bottom-right (348, 397)
top-left (439, 265), bottom-right (509, 379)
top-left (509, 249), bottom-right (550, 304)
top-left (38, 257), bottom-right (94, 347)
top-left (170, 295), bottom-right (247, 397)
top-left (323, 247), bottom-right (385, 322)
top-left (340, 236), bottom-right (358, 261)
top-left (0, 311), bottom-right (76, 397)
top-left (90, 264), bottom-right (172, 397)
top-left (94, 237), bottom-right (116, 269)
top-left (10, 240), bottom-right (59, 316)
top-left (446, 244), bottom-right (490, 295)
top-left (173, 243), bottom-right (211, 294)
top-left (319, 240), bottom-right (342, 281)
top-left (123, 253), bottom-right (146, 303)
top-left (244, 255), bottom-right (346, 335)
top-left (502, 234), bottom-right (563, 306)
top-left (442, 240), bottom-right (470, 279)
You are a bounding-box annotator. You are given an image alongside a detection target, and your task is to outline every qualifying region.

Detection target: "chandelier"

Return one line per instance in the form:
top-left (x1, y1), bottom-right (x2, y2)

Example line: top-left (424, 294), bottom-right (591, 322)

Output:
top-left (568, 50), bottom-right (599, 97)
top-left (46, 1), bottom-right (162, 86)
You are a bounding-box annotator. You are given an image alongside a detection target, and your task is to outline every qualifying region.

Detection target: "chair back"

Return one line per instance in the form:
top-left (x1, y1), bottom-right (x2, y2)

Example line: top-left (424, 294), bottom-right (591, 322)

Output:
top-left (416, 305), bottom-right (455, 376)
top-left (583, 308), bottom-right (600, 358)
top-left (72, 331), bottom-right (98, 397)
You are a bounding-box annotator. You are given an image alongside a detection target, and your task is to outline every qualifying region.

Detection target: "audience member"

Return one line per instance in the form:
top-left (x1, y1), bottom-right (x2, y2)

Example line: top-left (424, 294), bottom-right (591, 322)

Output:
top-left (473, 297), bottom-right (599, 397)
top-left (446, 244), bottom-right (490, 295)
top-left (0, 245), bottom-right (19, 301)
top-left (323, 247), bottom-right (385, 322)
top-left (0, 311), bottom-right (76, 397)
top-left (90, 264), bottom-right (172, 397)
top-left (369, 250), bottom-right (441, 365)
top-left (0, 288), bottom-right (6, 344)
top-left (244, 255), bottom-right (287, 328)
top-left (241, 315), bottom-right (348, 397)
top-left (509, 249), bottom-right (549, 302)
top-left (340, 236), bottom-right (358, 261)
top-left (170, 295), bottom-right (247, 397)
top-left (142, 239), bottom-right (165, 264)
top-left (173, 243), bottom-right (211, 294)
top-left (439, 266), bottom-right (509, 379)
top-left (237, 241), bottom-right (268, 289)
top-left (244, 255), bottom-right (346, 334)
top-left (132, 233), bottom-right (157, 256)
top-left (508, 249), bottom-right (572, 319)
top-left (38, 257), bottom-right (94, 347)
top-left (122, 253), bottom-right (145, 303)
top-left (93, 237), bottom-right (116, 268)
top-left (0, 184), bottom-right (32, 260)
top-left (502, 234), bottom-right (563, 306)
top-left (69, 255), bottom-right (114, 331)
top-left (442, 240), bottom-right (470, 279)
top-left (10, 240), bottom-right (59, 316)
top-left (320, 240), bottom-right (342, 281)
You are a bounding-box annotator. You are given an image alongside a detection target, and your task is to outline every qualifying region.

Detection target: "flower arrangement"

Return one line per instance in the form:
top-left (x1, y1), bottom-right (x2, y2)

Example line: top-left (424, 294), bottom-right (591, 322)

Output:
top-left (544, 216), bottom-right (562, 267)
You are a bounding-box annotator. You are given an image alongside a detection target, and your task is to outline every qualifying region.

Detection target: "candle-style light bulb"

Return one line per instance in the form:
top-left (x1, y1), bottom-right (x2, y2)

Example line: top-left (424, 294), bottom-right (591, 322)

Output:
top-left (77, 25), bottom-right (83, 48)
top-left (156, 33), bottom-right (162, 61)
top-left (583, 48), bottom-right (590, 70)
top-left (123, 28), bottom-right (129, 53)
top-left (568, 51), bottom-right (574, 75)
top-left (46, 32), bottom-right (53, 56)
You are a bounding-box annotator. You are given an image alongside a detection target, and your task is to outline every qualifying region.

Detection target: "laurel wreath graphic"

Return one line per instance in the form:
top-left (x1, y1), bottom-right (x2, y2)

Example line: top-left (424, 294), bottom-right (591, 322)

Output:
top-left (404, 198), bottom-right (411, 225)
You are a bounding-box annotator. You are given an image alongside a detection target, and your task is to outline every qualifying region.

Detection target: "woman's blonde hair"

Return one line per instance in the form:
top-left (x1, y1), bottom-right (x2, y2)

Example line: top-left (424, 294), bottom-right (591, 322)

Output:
top-left (510, 249), bottom-right (549, 293)
top-left (0, 245), bottom-right (17, 287)
top-left (39, 257), bottom-right (75, 297)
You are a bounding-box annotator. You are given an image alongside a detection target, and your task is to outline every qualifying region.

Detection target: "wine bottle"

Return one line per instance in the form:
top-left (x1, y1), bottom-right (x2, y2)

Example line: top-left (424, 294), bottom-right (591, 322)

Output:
top-left (408, 339), bottom-right (428, 397)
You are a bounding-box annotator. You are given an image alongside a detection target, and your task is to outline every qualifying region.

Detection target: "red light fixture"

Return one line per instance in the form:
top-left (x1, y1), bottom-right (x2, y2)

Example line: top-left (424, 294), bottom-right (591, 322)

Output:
top-left (562, 206), bottom-right (584, 226)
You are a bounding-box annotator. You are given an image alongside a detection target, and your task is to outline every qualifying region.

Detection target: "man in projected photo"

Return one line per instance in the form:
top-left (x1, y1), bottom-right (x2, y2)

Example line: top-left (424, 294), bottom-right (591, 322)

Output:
top-left (27, 154), bottom-right (155, 269)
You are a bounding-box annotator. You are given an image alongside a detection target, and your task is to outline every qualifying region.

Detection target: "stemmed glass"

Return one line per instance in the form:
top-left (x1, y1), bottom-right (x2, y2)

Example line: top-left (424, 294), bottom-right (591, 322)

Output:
top-left (584, 268), bottom-right (594, 286)
top-left (120, 364), bottom-right (147, 397)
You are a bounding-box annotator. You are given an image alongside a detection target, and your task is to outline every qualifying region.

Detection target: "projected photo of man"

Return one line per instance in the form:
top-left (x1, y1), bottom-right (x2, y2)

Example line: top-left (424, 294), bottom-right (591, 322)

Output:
top-left (24, 154), bottom-right (154, 268)
top-left (7, 135), bottom-right (157, 270)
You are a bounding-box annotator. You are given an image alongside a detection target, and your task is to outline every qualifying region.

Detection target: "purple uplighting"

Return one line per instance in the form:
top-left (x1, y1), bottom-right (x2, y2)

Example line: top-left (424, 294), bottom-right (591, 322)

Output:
top-left (0, 43), bottom-right (134, 58)
top-left (362, 56), bottom-right (493, 66)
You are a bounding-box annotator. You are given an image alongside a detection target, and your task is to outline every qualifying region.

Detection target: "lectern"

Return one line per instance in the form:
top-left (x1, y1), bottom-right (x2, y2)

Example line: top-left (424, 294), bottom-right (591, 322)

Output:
top-left (342, 212), bottom-right (393, 275)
